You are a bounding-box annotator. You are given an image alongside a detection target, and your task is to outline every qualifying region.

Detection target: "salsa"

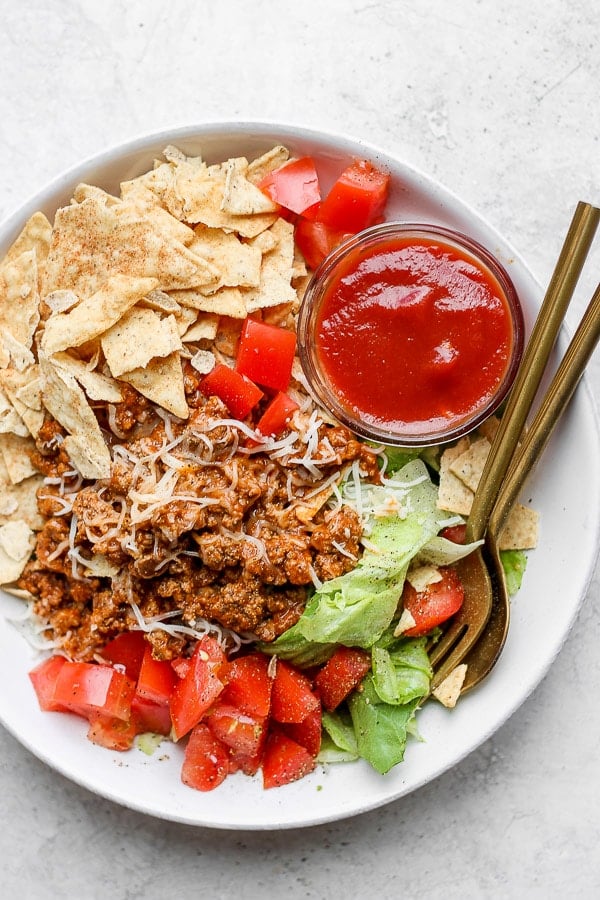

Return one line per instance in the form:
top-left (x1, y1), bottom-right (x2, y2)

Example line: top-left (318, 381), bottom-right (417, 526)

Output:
top-left (313, 232), bottom-right (519, 441)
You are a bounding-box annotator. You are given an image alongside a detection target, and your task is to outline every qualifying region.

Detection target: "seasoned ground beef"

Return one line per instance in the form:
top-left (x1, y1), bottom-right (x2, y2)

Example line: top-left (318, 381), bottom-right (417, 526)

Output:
top-left (19, 388), bottom-right (379, 661)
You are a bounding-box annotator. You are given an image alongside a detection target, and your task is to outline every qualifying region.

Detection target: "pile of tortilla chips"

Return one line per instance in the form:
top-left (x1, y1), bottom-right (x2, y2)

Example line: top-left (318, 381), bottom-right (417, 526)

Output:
top-left (0, 143), bottom-right (311, 585)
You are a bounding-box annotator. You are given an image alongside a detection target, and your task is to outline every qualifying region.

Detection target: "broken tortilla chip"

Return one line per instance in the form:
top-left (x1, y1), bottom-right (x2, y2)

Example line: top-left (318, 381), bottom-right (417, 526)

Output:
top-left (0, 519), bottom-right (36, 584)
top-left (101, 308), bottom-right (183, 378)
top-left (0, 433), bottom-right (37, 484)
top-left (118, 352), bottom-right (188, 419)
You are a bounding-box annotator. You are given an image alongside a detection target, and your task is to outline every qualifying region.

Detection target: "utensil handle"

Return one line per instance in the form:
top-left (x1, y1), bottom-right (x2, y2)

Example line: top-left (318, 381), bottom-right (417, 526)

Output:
top-left (490, 280), bottom-right (600, 536)
top-left (466, 201), bottom-right (600, 542)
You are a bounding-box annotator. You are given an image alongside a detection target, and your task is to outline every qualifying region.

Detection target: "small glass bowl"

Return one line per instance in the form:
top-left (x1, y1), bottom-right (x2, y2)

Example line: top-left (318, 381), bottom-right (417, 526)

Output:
top-left (297, 222), bottom-right (525, 447)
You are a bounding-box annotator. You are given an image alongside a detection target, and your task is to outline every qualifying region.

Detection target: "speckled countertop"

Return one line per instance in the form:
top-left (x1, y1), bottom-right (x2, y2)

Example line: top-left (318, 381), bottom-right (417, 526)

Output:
top-left (1, 2), bottom-right (599, 897)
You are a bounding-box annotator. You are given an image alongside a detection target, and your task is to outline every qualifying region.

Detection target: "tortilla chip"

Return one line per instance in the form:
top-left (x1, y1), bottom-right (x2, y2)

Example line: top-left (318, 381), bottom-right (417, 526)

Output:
top-left (437, 438), bottom-right (474, 515)
top-left (406, 565), bottom-right (443, 593)
top-left (172, 286), bottom-right (248, 319)
top-left (44, 289), bottom-right (80, 314)
top-left (181, 312), bottom-right (219, 344)
top-left (0, 366), bottom-right (44, 437)
top-left (190, 225), bottom-right (262, 288)
top-left (246, 145), bottom-right (290, 184)
top-left (0, 249), bottom-right (40, 349)
top-left (499, 504), bottom-right (539, 550)
top-left (0, 331), bottom-right (36, 372)
top-left (139, 289), bottom-right (182, 314)
top-left (221, 157), bottom-right (278, 215)
top-left (0, 386), bottom-right (28, 437)
top-left (0, 519), bottom-right (36, 584)
top-left (189, 349), bottom-right (215, 375)
top-left (0, 433), bottom-right (37, 484)
top-left (118, 352), bottom-right (188, 420)
top-left (50, 352), bottom-right (124, 403)
top-left (3, 211), bottom-right (52, 269)
top-left (244, 218), bottom-right (297, 311)
top-left (449, 437), bottom-right (491, 493)
top-left (41, 274), bottom-right (159, 354)
top-left (40, 355), bottom-right (111, 479)
top-left (0, 455), bottom-right (45, 531)
top-left (101, 308), bottom-right (182, 377)
top-left (432, 664), bottom-right (467, 708)
top-left (42, 196), bottom-right (218, 297)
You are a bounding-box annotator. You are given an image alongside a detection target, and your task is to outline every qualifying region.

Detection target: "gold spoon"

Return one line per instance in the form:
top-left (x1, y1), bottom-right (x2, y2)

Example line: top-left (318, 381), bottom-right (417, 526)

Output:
top-left (459, 275), bottom-right (600, 691)
top-left (429, 201), bottom-right (600, 692)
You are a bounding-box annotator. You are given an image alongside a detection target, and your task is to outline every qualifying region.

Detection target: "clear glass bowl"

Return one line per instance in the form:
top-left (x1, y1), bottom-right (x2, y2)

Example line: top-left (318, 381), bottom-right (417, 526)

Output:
top-left (297, 222), bottom-right (525, 446)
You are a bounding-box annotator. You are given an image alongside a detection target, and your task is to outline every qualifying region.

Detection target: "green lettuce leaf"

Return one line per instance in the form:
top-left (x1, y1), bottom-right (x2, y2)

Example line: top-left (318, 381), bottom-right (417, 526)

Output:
top-left (370, 637), bottom-right (432, 705)
top-left (263, 460), bottom-right (449, 665)
top-left (500, 549), bottom-right (528, 596)
top-left (348, 675), bottom-right (421, 774)
top-left (319, 709), bottom-right (359, 762)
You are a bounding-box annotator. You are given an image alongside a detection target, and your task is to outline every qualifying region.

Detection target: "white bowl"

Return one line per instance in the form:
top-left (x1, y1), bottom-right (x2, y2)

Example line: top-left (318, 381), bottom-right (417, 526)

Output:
top-left (1, 122), bottom-right (598, 830)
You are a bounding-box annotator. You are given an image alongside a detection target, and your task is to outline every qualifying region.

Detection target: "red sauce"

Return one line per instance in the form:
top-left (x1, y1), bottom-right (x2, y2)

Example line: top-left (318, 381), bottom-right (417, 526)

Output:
top-left (314, 235), bottom-right (516, 439)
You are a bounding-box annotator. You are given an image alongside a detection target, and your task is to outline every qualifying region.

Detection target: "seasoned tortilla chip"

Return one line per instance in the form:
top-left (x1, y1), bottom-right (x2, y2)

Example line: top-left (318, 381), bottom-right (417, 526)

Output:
top-left (437, 438), bottom-right (473, 516)
top-left (0, 386), bottom-right (28, 437)
top-left (41, 274), bottom-right (159, 354)
top-left (118, 352), bottom-right (188, 419)
top-left (0, 366), bottom-right (44, 437)
top-left (499, 504), bottom-right (539, 550)
top-left (449, 437), bottom-right (491, 493)
top-left (0, 433), bottom-right (37, 484)
top-left (181, 313), bottom-right (220, 344)
top-left (50, 352), bottom-right (124, 403)
top-left (189, 349), bottom-right (215, 375)
top-left (40, 355), bottom-right (111, 479)
top-left (3, 211), bottom-right (52, 269)
top-left (0, 331), bottom-right (36, 372)
top-left (246, 145), bottom-right (290, 184)
top-left (244, 218), bottom-right (297, 311)
top-left (101, 308), bottom-right (182, 377)
top-left (0, 453), bottom-right (45, 530)
top-left (432, 664), bottom-right (467, 708)
top-left (221, 157), bottom-right (278, 215)
top-left (172, 286), bottom-right (248, 319)
top-left (0, 519), bottom-right (36, 584)
top-left (0, 249), bottom-right (40, 349)
top-left (190, 225), bottom-right (262, 288)
top-left (42, 196), bottom-right (218, 297)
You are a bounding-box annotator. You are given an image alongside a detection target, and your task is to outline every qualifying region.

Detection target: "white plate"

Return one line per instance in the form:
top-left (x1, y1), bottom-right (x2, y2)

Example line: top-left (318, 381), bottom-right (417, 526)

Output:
top-left (1, 122), bottom-right (598, 830)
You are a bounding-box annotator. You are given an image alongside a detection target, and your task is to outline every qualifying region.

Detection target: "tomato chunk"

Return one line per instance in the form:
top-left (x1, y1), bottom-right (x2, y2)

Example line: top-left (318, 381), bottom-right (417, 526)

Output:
top-left (221, 652), bottom-right (273, 718)
top-left (258, 156), bottom-right (321, 215)
top-left (235, 318), bottom-right (296, 392)
top-left (29, 655), bottom-right (68, 712)
top-left (262, 729), bottom-right (316, 789)
top-left (136, 643), bottom-right (177, 706)
top-left (207, 701), bottom-right (267, 758)
top-left (401, 566), bottom-right (465, 637)
top-left (440, 524), bottom-right (467, 545)
top-left (87, 714), bottom-right (137, 751)
top-left (294, 216), bottom-right (350, 271)
top-left (314, 646), bottom-right (371, 711)
top-left (281, 705), bottom-right (322, 757)
top-left (256, 391), bottom-right (299, 438)
top-left (100, 631), bottom-right (146, 681)
top-left (170, 636), bottom-right (229, 740)
top-left (317, 159), bottom-right (390, 233)
top-left (270, 660), bottom-right (320, 724)
top-left (131, 695), bottom-right (172, 736)
top-left (52, 661), bottom-right (135, 721)
top-left (199, 363), bottom-right (263, 420)
top-left (181, 723), bottom-right (230, 792)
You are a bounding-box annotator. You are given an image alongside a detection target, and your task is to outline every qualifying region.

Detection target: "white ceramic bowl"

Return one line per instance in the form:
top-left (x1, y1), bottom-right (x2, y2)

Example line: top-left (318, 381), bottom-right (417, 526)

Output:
top-left (1, 122), bottom-right (599, 830)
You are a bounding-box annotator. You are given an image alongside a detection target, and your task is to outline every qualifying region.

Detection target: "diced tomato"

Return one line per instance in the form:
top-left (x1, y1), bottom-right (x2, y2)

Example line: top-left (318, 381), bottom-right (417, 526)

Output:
top-left (181, 723), bottom-right (230, 792)
top-left (207, 701), bottom-right (267, 758)
top-left (235, 318), bottom-right (296, 392)
top-left (258, 156), bottom-right (321, 215)
top-left (228, 746), bottom-right (263, 777)
top-left (401, 566), bottom-right (465, 637)
top-left (256, 391), bottom-right (299, 438)
top-left (314, 646), bottom-right (371, 712)
top-left (199, 363), bottom-right (263, 420)
top-left (99, 631), bottom-right (146, 681)
top-left (270, 659), bottom-right (320, 724)
top-left (170, 636), bottom-right (229, 740)
top-left (440, 523), bottom-right (467, 544)
top-left (29, 655), bottom-right (68, 712)
top-left (281, 705), bottom-right (322, 757)
top-left (317, 159), bottom-right (390, 234)
top-left (131, 695), bottom-right (172, 736)
top-left (262, 729), bottom-right (316, 789)
top-left (52, 661), bottom-right (135, 722)
top-left (87, 714), bottom-right (137, 752)
top-left (136, 643), bottom-right (177, 706)
top-left (221, 652), bottom-right (273, 718)
top-left (171, 657), bottom-right (192, 679)
top-left (294, 216), bottom-right (350, 271)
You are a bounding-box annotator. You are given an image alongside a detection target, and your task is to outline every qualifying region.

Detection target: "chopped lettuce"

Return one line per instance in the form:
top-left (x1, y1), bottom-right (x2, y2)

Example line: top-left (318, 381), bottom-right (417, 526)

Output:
top-left (500, 549), bottom-right (528, 596)
top-left (348, 675), bottom-right (421, 774)
top-left (264, 459), bottom-right (451, 665)
top-left (370, 636), bottom-right (432, 705)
